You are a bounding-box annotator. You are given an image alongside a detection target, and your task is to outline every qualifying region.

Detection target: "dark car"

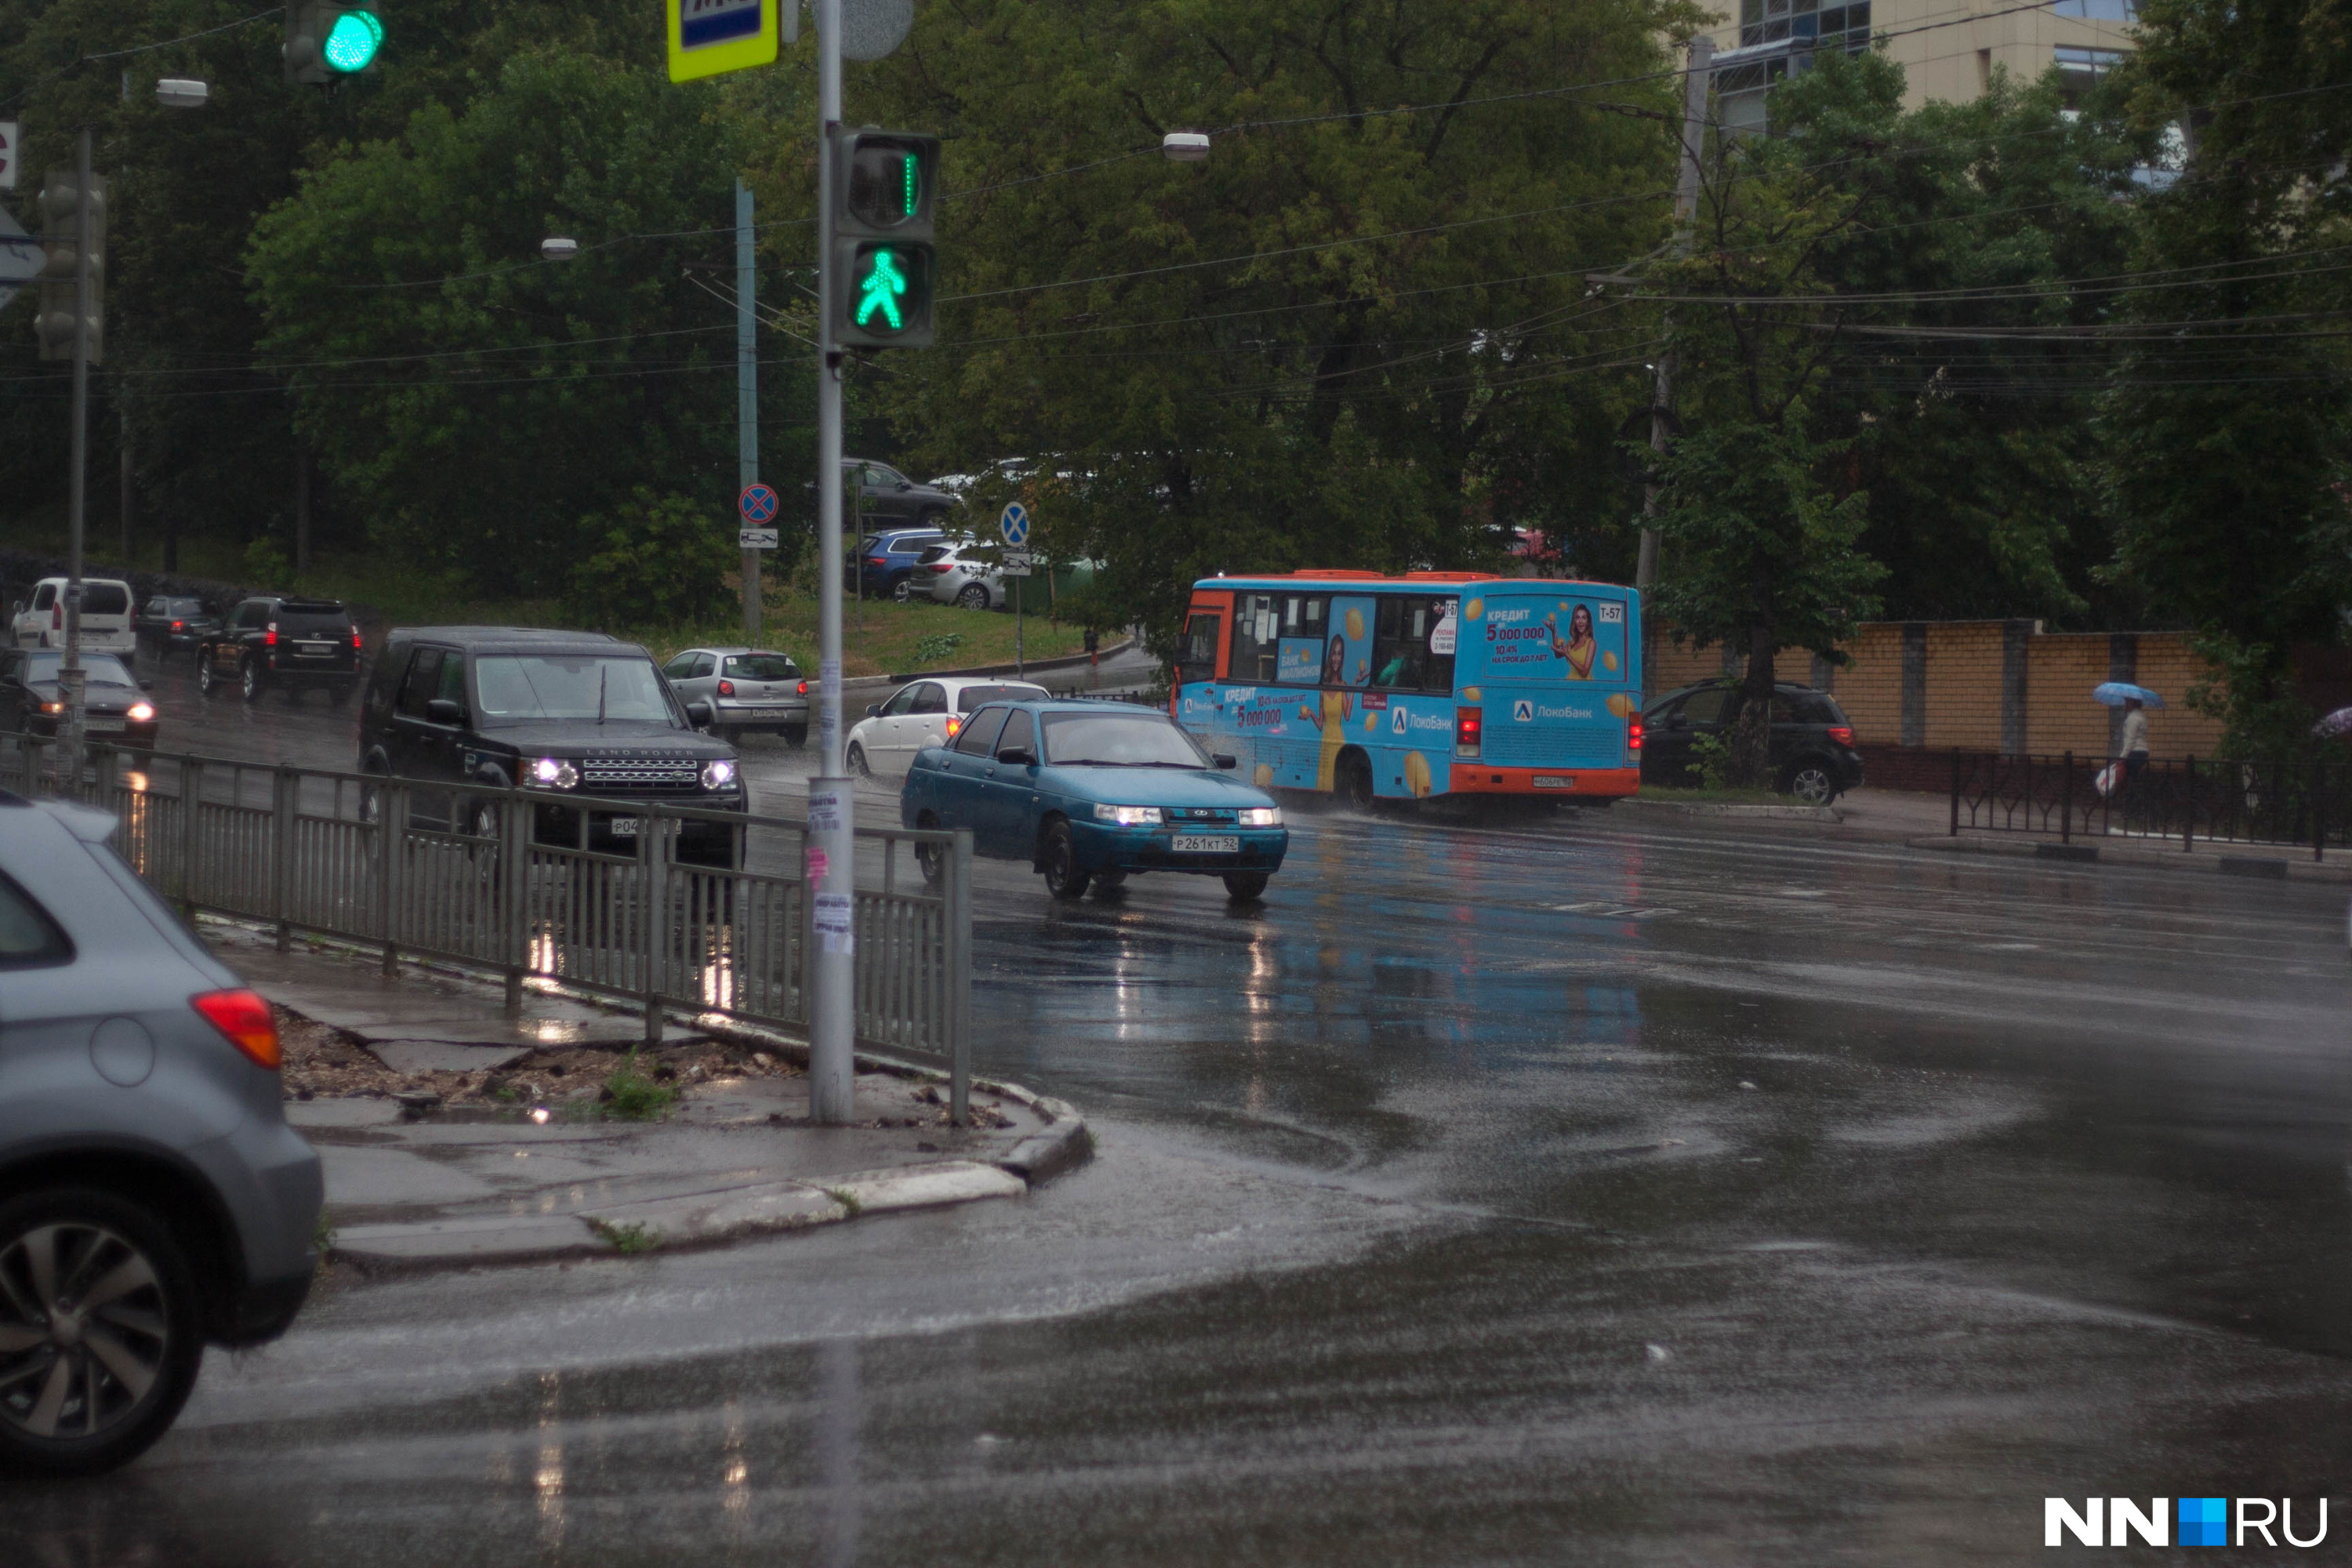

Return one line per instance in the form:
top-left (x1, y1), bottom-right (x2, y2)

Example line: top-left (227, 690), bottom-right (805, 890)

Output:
top-left (134, 594), bottom-right (220, 659)
top-left (1640, 679), bottom-right (1864, 803)
top-left (901, 699), bottom-right (1288, 902)
top-left (0, 648), bottom-right (160, 760)
top-left (358, 628), bottom-right (746, 866)
top-left (855, 527), bottom-right (950, 600)
top-left (195, 596), bottom-right (361, 706)
top-left (848, 459), bottom-right (960, 528)
top-left (0, 793), bottom-right (322, 1475)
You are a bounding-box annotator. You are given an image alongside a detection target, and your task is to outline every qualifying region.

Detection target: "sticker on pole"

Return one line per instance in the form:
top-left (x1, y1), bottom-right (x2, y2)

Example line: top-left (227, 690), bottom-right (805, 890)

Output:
top-left (998, 501), bottom-right (1029, 547)
top-left (738, 482), bottom-right (780, 524)
top-left (813, 892), bottom-right (855, 954)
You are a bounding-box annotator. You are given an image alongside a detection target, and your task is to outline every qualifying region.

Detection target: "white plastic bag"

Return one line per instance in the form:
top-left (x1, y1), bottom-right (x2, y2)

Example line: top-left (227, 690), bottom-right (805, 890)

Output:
top-left (2093, 762), bottom-right (2121, 799)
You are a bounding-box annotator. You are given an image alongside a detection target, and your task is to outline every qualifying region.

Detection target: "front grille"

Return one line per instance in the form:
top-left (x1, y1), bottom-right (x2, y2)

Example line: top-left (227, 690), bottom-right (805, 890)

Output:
top-left (581, 756), bottom-right (701, 791)
top-left (1166, 806), bottom-right (1239, 825)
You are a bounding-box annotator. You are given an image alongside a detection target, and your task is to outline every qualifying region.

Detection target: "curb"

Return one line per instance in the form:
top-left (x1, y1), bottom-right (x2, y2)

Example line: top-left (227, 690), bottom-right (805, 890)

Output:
top-left (1907, 833), bottom-right (2352, 884)
top-left (1621, 799), bottom-right (1843, 822)
top-left (885, 635), bottom-right (1136, 684)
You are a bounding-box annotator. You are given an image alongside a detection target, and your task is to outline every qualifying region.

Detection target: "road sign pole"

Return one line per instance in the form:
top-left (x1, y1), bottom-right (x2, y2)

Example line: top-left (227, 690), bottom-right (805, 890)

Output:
top-left (1015, 576), bottom-right (1023, 678)
top-left (809, 0), bottom-right (855, 1126)
top-left (737, 178), bottom-right (761, 644)
top-left (60, 124), bottom-right (93, 785)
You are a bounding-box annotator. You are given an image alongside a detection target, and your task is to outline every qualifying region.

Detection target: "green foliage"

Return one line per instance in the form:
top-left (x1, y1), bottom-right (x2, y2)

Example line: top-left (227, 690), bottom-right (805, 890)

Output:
top-left (243, 537), bottom-right (292, 590)
top-left (586, 1218), bottom-right (661, 1254)
top-left (913, 631), bottom-right (965, 666)
top-left (597, 1049), bottom-right (679, 1122)
top-left (1686, 728), bottom-right (1736, 793)
top-left (564, 490), bottom-right (736, 632)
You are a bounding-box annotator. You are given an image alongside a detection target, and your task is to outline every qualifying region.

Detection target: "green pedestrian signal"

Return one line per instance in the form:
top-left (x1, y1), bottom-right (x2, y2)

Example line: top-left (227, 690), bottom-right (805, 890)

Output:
top-left (322, 9), bottom-right (383, 71)
top-left (285, 2), bottom-right (386, 84)
top-left (834, 131), bottom-right (939, 350)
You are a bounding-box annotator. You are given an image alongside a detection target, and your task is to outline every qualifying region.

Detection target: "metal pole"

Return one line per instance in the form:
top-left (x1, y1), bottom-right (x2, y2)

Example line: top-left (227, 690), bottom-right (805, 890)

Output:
top-left (809, 0), bottom-right (857, 1124)
top-left (1634, 35), bottom-right (1712, 601)
top-left (1014, 575), bottom-right (1023, 677)
top-left (60, 125), bottom-right (94, 779)
top-left (738, 178), bottom-right (761, 644)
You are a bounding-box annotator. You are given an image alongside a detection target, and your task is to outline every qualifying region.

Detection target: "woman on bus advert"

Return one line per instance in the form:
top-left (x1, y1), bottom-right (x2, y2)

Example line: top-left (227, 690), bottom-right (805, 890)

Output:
top-left (1300, 633), bottom-right (1356, 789)
top-left (1546, 603), bottom-right (1598, 679)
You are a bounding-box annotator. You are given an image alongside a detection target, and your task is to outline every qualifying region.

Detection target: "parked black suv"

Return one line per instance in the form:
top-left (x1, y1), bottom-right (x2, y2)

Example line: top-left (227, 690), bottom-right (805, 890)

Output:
top-left (196, 595), bottom-right (361, 704)
top-left (357, 628), bottom-right (746, 866)
top-left (1641, 679), bottom-right (1865, 803)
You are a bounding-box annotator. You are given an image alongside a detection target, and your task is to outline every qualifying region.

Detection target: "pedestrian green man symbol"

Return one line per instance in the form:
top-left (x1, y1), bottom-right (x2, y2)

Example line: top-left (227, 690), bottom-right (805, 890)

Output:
top-left (856, 249), bottom-right (907, 331)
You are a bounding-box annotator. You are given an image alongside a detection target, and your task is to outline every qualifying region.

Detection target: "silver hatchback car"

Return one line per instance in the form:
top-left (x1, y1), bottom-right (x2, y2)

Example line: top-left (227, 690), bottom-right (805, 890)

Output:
top-left (0, 792), bottom-right (322, 1475)
top-left (661, 646), bottom-right (811, 746)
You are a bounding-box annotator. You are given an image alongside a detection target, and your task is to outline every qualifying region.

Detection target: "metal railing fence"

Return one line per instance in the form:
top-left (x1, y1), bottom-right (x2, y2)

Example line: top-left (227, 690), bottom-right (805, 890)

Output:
top-left (3, 739), bottom-right (975, 1121)
top-left (1948, 750), bottom-right (2350, 860)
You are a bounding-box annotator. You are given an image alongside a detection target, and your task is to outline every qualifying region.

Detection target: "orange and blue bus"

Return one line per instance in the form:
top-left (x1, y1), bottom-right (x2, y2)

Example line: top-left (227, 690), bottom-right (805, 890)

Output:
top-left (1172, 571), bottom-right (1644, 806)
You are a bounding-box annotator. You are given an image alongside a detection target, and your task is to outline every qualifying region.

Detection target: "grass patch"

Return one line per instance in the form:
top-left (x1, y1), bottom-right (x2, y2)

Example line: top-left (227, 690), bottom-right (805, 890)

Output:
top-left (822, 1186), bottom-right (864, 1218)
top-left (598, 1049), bottom-right (680, 1122)
top-left (312, 1207), bottom-right (338, 1269)
top-left (586, 1218), bottom-right (662, 1255)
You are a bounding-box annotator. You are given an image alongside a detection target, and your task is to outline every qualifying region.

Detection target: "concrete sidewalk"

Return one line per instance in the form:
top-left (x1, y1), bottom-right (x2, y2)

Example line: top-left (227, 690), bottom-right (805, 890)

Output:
top-left (201, 921), bottom-right (1090, 1274)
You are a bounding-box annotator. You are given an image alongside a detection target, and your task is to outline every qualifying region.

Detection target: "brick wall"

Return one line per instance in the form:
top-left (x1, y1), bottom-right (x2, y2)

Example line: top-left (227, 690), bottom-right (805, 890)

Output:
top-left (2024, 635), bottom-right (2114, 756)
top-left (2133, 639), bottom-right (2229, 757)
top-left (1919, 621), bottom-right (2006, 751)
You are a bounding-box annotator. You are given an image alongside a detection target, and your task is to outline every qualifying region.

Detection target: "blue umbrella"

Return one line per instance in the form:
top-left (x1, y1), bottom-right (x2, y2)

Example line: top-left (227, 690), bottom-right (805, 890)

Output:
top-left (2314, 706), bottom-right (2352, 739)
top-left (2093, 682), bottom-right (2165, 709)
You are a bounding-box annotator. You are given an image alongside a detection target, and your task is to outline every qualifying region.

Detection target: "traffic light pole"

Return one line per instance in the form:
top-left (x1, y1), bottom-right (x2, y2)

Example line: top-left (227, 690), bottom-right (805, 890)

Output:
top-left (737, 177), bottom-right (761, 644)
top-left (808, 0), bottom-right (855, 1125)
top-left (60, 123), bottom-right (93, 781)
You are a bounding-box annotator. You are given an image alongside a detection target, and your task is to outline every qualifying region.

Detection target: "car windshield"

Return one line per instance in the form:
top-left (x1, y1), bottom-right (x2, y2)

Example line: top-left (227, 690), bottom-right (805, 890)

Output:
top-left (474, 655), bottom-right (677, 726)
top-left (724, 654), bottom-right (798, 681)
top-left (1040, 713), bottom-right (1209, 768)
top-left (958, 683), bottom-right (1047, 712)
top-left (23, 652), bottom-right (135, 688)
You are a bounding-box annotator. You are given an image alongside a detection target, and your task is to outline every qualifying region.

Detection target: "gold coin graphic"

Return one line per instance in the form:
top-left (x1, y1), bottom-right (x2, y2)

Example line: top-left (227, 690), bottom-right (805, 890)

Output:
top-left (1344, 608), bottom-right (1365, 641)
top-left (1363, 712), bottom-right (1378, 732)
top-left (1463, 686), bottom-right (1481, 702)
top-left (1602, 650), bottom-right (1619, 673)
top-left (1463, 598), bottom-right (1483, 621)
top-left (1404, 751), bottom-right (1433, 797)
top-left (1253, 763), bottom-right (1274, 787)
top-left (1606, 691), bottom-right (1639, 718)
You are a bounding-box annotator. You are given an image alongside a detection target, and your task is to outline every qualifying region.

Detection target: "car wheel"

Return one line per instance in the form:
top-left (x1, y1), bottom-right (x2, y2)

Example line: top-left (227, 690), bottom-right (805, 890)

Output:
top-left (196, 655), bottom-right (218, 699)
top-left (891, 578), bottom-right (913, 604)
top-left (848, 742), bottom-right (872, 779)
top-left (1338, 751), bottom-right (1376, 811)
top-left (1779, 761), bottom-right (1836, 805)
top-left (915, 811), bottom-right (946, 887)
top-left (239, 658), bottom-right (263, 703)
top-left (782, 726), bottom-right (808, 750)
top-left (1040, 819), bottom-right (1091, 900)
top-left (0, 1188), bottom-right (205, 1478)
top-left (956, 583), bottom-right (990, 611)
top-left (1222, 872), bottom-right (1270, 902)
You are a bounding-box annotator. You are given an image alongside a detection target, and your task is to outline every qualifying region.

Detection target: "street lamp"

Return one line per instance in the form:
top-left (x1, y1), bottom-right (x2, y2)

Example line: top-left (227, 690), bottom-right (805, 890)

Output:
top-left (540, 236), bottom-right (579, 262)
top-left (56, 78), bottom-right (208, 785)
top-left (1162, 131), bottom-right (1210, 162)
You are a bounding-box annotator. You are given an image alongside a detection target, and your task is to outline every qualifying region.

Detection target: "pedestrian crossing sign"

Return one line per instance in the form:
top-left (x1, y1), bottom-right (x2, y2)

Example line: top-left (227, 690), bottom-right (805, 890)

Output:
top-left (667, 0), bottom-right (790, 82)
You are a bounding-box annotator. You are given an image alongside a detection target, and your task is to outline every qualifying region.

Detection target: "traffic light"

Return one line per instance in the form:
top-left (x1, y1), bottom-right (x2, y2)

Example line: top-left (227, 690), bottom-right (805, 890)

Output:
top-left (34, 168), bottom-right (104, 364)
top-left (834, 131), bottom-right (938, 349)
top-left (285, 1), bottom-right (385, 85)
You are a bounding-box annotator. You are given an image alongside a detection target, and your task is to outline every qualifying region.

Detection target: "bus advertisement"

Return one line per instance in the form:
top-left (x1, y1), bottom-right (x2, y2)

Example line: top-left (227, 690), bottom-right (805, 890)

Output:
top-left (1172, 571), bottom-right (1644, 807)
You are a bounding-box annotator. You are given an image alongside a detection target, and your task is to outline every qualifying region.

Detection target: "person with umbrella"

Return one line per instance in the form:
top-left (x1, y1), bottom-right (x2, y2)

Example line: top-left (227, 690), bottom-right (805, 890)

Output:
top-left (2093, 682), bottom-right (2165, 797)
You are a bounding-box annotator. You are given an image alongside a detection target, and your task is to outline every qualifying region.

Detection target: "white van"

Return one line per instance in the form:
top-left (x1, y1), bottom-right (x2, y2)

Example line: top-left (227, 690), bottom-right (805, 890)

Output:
top-left (11, 577), bottom-right (137, 653)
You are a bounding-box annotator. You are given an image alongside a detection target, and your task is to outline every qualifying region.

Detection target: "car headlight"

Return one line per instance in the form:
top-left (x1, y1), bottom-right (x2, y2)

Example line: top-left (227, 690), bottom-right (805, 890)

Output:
top-left (1094, 804), bottom-right (1163, 826)
top-left (1237, 806), bottom-right (1283, 827)
top-left (127, 702), bottom-right (156, 722)
top-left (530, 756), bottom-right (579, 789)
top-left (38, 701), bottom-right (61, 715)
top-left (702, 759), bottom-right (738, 791)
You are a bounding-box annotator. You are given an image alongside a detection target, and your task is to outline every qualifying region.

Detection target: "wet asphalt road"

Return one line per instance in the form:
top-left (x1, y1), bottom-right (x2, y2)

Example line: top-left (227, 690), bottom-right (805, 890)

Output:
top-left (9, 655), bottom-right (2352, 1564)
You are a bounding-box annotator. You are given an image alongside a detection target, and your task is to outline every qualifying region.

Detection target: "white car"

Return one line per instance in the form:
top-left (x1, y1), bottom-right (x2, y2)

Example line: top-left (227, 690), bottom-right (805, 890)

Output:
top-left (847, 676), bottom-right (1050, 779)
top-left (11, 576), bottom-right (136, 653)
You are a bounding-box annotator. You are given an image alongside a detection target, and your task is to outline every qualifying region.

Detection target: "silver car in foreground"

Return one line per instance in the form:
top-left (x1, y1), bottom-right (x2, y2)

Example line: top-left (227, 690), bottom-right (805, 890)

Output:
top-left (0, 792), bottom-right (321, 1475)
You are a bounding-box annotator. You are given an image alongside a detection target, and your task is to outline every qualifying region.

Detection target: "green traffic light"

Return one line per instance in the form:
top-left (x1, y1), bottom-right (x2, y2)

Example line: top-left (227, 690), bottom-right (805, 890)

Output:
top-left (855, 249), bottom-right (909, 332)
top-left (323, 9), bottom-right (383, 71)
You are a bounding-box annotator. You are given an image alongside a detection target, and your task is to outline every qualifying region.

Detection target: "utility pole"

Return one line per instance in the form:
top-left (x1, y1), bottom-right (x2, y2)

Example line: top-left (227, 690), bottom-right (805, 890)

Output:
top-left (1635, 34), bottom-right (1713, 601)
top-left (737, 177), bottom-right (761, 644)
top-left (808, 0), bottom-right (855, 1124)
top-left (60, 125), bottom-right (94, 780)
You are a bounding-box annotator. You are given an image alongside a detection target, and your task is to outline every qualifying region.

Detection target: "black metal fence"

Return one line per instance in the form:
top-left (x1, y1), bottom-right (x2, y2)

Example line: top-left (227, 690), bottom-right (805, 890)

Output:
top-left (1949, 750), bottom-right (2351, 858)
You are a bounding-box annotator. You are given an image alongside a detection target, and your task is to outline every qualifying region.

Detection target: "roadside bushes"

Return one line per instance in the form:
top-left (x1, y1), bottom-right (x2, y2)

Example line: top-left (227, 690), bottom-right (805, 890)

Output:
top-left (564, 489), bottom-right (736, 632)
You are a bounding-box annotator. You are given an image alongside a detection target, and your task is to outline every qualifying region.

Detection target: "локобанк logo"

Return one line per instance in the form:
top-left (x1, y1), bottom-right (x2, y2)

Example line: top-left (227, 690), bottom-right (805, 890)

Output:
top-left (1512, 699), bottom-right (1534, 723)
top-left (2045, 1497), bottom-right (2327, 1548)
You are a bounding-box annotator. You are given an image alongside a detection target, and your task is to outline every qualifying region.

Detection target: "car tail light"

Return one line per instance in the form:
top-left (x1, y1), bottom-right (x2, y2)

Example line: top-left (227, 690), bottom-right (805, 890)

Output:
top-left (191, 988), bottom-right (281, 1070)
top-left (929, 562), bottom-right (952, 573)
top-left (717, 679), bottom-right (735, 697)
top-left (170, 619), bottom-right (184, 632)
top-left (946, 715), bottom-right (963, 739)
top-left (867, 556), bottom-right (886, 567)
top-left (1629, 717), bottom-right (1644, 751)
top-left (1455, 706), bottom-right (1482, 757)
top-left (797, 680), bottom-right (808, 695)
top-left (51, 603), bottom-right (60, 629)
top-left (1828, 725), bottom-right (1854, 747)
top-left (266, 622), bottom-right (278, 647)
top-left (353, 629), bottom-right (364, 650)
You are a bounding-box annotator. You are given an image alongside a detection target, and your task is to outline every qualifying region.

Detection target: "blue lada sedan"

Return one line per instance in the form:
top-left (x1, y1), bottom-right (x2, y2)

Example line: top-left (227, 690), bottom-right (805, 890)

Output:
top-left (902, 699), bottom-right (1289, 901)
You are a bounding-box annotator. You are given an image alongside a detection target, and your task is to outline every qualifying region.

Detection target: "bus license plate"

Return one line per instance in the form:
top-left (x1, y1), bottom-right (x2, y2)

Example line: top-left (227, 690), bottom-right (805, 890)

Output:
top-left (1533, 775), bottom-right (1575, 789)
top-left (609, 817), bottom-right (642, 837)
top-left (1171, 835), bottom-right (1239, 853)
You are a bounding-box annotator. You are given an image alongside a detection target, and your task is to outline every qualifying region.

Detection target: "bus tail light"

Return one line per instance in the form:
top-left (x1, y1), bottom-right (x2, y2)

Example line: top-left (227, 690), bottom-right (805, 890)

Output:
top-left (1455, 706), bottom-right (1482, 757)
top-left (1629, 717), bottom-right (1643, 751)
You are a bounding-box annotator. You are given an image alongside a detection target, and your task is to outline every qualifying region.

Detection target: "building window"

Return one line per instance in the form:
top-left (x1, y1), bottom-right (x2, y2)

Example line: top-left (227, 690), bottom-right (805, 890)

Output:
top-left (1738, 0), bottom-right (1868, 49)
top-left (2052, 0), bottom-right (2136, 18)
top-left (2053, 45), bottom-right (2129, 102)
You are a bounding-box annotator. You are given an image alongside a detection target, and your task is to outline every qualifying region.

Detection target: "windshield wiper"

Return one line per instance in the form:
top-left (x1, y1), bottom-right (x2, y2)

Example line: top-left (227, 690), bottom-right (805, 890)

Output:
top-left (597, 662), bottom-right (607, 726)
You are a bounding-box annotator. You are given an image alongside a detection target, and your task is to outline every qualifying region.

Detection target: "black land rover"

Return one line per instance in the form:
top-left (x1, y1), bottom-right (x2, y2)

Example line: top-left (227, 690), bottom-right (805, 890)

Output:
top-left (357, 628), bottom-right (747, 866)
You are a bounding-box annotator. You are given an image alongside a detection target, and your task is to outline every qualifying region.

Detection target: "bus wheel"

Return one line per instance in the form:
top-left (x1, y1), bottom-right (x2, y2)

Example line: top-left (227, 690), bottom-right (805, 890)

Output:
top-left (1338, 751), bottom-right (1376, 811)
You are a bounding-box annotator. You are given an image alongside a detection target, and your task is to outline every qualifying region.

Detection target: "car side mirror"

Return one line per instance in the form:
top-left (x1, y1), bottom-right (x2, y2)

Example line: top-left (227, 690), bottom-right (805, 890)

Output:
top-left (866, 703), bottom-right (883, 718)
top-left (140, 677), bottom-right (154, 691)
top-left (994, 746), bottom-right (1037, 766)
top-left (1214, 753), bottom-right (1238, 770)
top-left (425, 698), bottom-right (465, 726)
top-left (896, 481), bottom-right (912, 491)
top-left (686, 699), bottom-right (713, 727)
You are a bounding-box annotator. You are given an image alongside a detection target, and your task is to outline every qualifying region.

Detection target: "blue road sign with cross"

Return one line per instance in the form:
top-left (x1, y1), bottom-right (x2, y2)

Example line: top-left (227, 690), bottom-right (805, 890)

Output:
top-left (739, 483), bottom-right (780, 524)
top-left (999, 501), bottom-right (1030, 547)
